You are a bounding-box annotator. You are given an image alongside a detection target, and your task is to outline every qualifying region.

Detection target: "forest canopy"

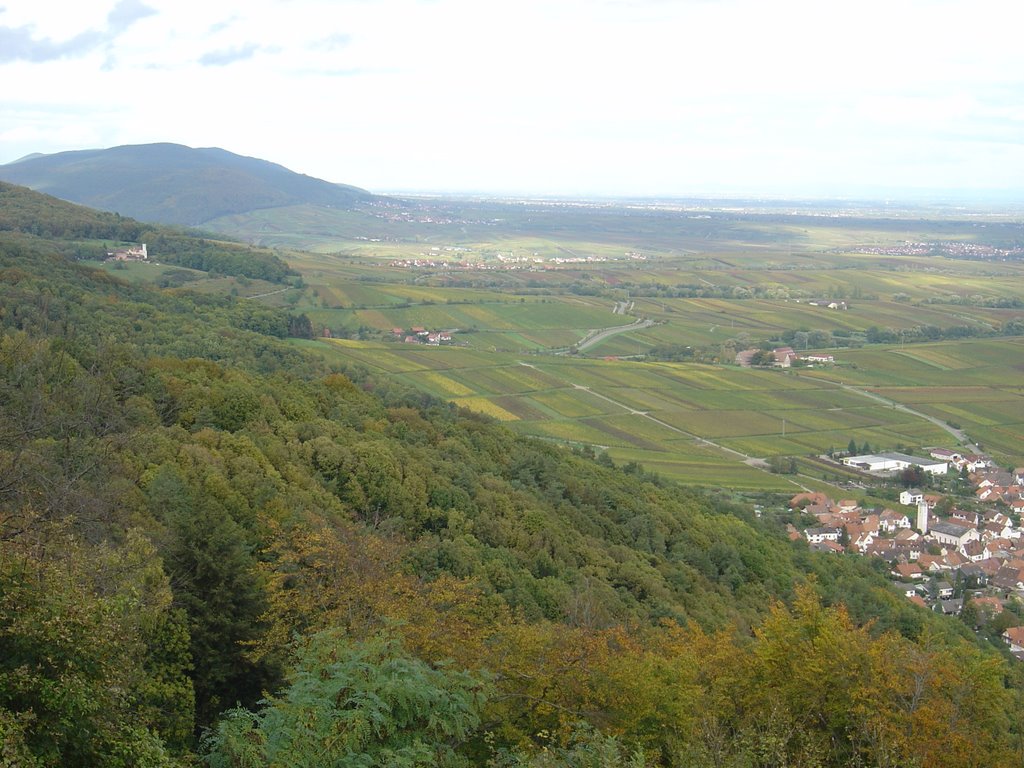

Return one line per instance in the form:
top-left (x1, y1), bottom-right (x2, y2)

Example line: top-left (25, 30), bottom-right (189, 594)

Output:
top-left (1, 184), bottom-right (1022, 767)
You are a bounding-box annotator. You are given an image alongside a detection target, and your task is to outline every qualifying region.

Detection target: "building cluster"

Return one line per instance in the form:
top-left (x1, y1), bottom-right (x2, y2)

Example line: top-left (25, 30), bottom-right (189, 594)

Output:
top-left (851, 240), bottom-right (1024, 260)
top-left (735, 346), bottom-right (835, 367)
top-left (389, 250), bottom-right (644, 271)
top-left (788, 460), bottom-right (1024, 655)
top-left (106, 243), bottom-right (148, 261)
top-left (391, 327), bottom-right (454, 345)
top-left (804, 299), bottom-right (848, 310)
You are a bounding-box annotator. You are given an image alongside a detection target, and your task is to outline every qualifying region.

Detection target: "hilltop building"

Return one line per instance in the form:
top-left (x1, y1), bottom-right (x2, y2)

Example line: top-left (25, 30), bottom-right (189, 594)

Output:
top-left (107, 243), bottom-right (147, 261)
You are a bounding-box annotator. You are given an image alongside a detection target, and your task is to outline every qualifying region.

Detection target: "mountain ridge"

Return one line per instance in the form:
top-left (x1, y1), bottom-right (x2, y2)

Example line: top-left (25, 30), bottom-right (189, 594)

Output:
top-left (0, 142), bottom-right (375, 226)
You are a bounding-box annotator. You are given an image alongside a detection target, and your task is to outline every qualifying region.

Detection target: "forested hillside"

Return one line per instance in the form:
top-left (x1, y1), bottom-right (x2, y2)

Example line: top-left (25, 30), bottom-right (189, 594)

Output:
top-left (0, 182), bottom-right (295, 282)
top-left (0, 143), bottom-right (374, 225)
top-left (2, 185), bottom-right (1022, 767)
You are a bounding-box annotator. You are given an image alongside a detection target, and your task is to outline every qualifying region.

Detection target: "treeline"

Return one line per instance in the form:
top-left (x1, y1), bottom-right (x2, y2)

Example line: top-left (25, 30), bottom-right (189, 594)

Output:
top-left (139, 231), bottom-right (294, 283)
top-left (1, 195), bottom-right (1023, 765)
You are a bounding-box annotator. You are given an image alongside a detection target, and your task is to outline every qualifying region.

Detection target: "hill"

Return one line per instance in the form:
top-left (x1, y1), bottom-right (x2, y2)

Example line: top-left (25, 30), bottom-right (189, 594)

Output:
top-left (0, 180), bottom-right (295, 282)
top-left (1, 187), bottom-right (1022, 766)
top-left (0, 142), bottom-right (375, 226)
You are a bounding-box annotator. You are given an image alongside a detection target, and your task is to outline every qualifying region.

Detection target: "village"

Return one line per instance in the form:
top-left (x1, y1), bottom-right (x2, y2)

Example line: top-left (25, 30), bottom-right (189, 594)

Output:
top-left (788, 448), bottom-right (1024, 657)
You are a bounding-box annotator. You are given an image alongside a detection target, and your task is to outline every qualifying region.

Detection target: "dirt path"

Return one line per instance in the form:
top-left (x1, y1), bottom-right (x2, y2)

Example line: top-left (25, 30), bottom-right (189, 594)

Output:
top-left (243, 287), bottom-right (289, 299)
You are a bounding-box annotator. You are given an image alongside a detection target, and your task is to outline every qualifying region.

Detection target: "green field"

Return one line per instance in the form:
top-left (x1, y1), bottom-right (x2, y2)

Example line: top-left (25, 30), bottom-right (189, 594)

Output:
top-left (202, 198), bottom-right (1024, 487)
top-left (298, 336), bottom-right (1024, 491)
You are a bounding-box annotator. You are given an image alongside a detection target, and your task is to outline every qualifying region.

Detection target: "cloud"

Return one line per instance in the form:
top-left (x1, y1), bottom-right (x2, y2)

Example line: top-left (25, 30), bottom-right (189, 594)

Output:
top-left (198, 43), bottom-right (261, 67)
top-left (107, 0), bottom-right (156, 32)
top-left (313, 33), bottom-right (352, 51)
top-left (0, 0), bottom-right (156, 63)
top-left (209, 16), bottom-right (237, 34)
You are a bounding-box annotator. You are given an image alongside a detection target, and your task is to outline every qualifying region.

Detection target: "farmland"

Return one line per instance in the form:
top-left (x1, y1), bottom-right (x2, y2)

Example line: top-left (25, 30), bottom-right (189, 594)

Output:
top-left (204, 197), bottom-right (1024, 489)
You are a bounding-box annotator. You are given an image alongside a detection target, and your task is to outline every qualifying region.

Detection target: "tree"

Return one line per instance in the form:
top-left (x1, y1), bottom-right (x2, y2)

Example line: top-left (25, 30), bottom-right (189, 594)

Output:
top-left (151, 465), bottom-right (277, 729)
top-left (203, 630), bottom-right (487, 768)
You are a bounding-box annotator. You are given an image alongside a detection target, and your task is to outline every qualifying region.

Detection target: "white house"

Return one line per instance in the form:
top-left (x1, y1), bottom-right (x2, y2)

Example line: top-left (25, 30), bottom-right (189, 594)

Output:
top-left (804, 527), bottom-right (841, 544)
top-left (900, 489), bottom-right (924, 506)
top-left (1003, 626), bottom-right (1024, 654)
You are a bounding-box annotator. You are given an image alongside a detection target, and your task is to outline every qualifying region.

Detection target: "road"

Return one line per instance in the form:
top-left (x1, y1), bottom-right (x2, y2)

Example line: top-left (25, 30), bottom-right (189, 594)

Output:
top-left (573, 317), bottom-right (656, 353)
top-left (830, 381), bottom-right (972, 445)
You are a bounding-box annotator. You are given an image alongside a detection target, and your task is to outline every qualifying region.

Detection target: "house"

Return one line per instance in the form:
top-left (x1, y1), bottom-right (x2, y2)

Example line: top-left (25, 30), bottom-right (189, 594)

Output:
top-left (773, 347), bottom-right (797, 367)
top-left (930, 448), bottom-right (963, 463)
top-left (992, 565), bottom-right (1024, 592)
top-left (900, 488), bottom-right (924, 506)
top-left (935, 581), bottom-right (955, 599)
top-left (963, 540), bottom-right (987, 562)
top-left (973, 596), bottom-right (1004, 620)
top-left (790, 492), bottom-right (832, 509)
top-left (960, 562), bottom-right (990, 586)
top-left (1003, 626), bottom-right (1024, 654)
top-left (805, 503), bottom-right (833, 518)
top-left (916, 554), bottom-right (947, 573)
top-left (804, 527), bottom-right (842, 544)
top-left (866, 539), bottom-right (898, 560)
top-left (879, 509), bottom-right (912, 532)
top-left (945, 550), bottom-right (968, 570)
top-left (734, 349), bottom-right (758, 367)
top-left (893, 562), bottom-right (923, 580)
top-left (809, 540), bottom-right (844, 554)
top-left (802, 353), bottom-right (835, 363)
top-left (937, 598), bottom-right (963, 615)
top-left (851, 530), bottom-right (876, 553)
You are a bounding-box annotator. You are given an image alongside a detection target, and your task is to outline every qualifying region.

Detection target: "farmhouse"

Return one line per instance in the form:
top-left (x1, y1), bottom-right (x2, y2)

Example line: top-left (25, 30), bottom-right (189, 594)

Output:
top-left (842, 452), bottom-right (948, 475)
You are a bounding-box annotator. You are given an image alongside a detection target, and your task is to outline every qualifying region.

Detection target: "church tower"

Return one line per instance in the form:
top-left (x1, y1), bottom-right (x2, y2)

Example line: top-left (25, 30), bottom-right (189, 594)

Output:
top-left (917, 500), bottom-right (929, 534)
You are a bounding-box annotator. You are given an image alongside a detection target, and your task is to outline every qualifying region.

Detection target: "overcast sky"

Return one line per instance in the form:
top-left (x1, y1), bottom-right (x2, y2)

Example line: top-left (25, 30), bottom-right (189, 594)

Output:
top-left (2, 0), bottom-right (1022, 199)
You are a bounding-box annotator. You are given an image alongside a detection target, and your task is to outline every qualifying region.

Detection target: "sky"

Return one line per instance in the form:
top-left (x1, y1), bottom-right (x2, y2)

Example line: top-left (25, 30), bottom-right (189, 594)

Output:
top-left (1, 0), bottom-right (1023, 200)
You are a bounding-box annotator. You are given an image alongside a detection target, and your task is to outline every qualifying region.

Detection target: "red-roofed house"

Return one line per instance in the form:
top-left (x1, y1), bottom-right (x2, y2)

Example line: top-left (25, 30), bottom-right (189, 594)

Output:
top-left (1003, 626), bottom-right (1024, 654)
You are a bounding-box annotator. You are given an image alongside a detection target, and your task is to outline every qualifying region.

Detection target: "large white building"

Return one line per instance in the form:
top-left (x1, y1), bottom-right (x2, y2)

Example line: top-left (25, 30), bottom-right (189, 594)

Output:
top-left (842, 452), bottom-right (948, 475)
